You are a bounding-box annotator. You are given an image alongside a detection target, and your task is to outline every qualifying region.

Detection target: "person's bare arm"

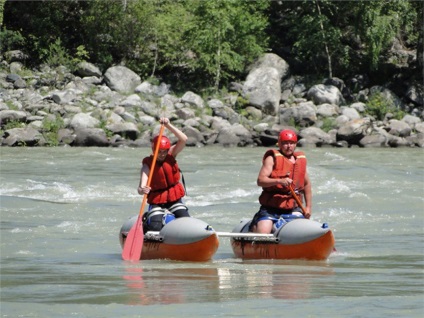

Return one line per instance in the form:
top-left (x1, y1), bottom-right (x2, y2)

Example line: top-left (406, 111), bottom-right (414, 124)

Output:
top-left (137, 164), bottom-right (150, 195)
top-left (160, 118), bottom-right (187, 158)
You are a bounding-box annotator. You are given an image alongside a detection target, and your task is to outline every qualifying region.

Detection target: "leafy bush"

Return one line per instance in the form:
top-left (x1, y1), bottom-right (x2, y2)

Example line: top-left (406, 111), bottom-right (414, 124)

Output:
top-left (41, 116), bottom-right (64, 146)
top-left (321, 117), bottom-right (337, 132)
top-left (39, 38), bottom-right (89, 71)
top-left (39, 38), bottom-right (70, 68)
top-left (0, 27), bottom-right (25, 53)
top-left (366, 92), bottom-right (405, 120)
top-left (3, 119), bottom-right (25, 130)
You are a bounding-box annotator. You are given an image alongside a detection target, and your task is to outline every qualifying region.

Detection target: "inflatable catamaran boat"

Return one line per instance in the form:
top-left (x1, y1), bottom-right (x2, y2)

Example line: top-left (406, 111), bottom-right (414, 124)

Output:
top-left (119, 216), bottom-right (219, 262)
top-left (223, 217), bottom-right (335, 260)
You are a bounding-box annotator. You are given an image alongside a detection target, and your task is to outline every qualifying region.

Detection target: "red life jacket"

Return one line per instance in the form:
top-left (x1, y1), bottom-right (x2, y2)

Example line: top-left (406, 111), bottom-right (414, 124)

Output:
top-left (142, 154), bottom-right (185, 204)
top-left (258, 149), bottom-right (307, 210)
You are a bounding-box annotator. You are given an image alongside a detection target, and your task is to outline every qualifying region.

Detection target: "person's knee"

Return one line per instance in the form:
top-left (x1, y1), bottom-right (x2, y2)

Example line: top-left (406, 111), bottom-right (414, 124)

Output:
top-left (169, 202), bottom-right (190, 218)
top-left (255, 220), bottom-right (273, 234)
top-left (143, 207), bottom-right (167, 232)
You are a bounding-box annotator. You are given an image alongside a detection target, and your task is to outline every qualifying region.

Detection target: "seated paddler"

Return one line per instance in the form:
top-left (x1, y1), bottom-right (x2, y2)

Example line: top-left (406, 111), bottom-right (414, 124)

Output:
top-left (250, 129), bottom-right (312, 234)
top-left (137, 117), bottom-right (190, 233)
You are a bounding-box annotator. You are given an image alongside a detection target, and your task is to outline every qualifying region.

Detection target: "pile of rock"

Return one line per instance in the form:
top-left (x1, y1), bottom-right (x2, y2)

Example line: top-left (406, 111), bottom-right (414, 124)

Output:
top-left (1, 52), bottom-right (423, 148)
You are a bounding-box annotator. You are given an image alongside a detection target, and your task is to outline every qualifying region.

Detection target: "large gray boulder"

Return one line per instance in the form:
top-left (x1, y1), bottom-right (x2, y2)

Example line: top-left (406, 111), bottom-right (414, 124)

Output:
top-left (215, 127), bottom-right (241, 146)
top-left (247, 53), bottom-right (290, 79)
top-left (104, 66), bottom-right (141, 94)
top-left (230, 123), bottom-right (254, 146)
top-left (402, 114), bottom-right (421, 128)
top-left (341, 107), bottom-right (361, 121)
top-left (298, 127), bottom-right (333, 147)
top-left (69, 113), bottom-right (100, 130)
top-left (181, 91), bottom-right (204, 109)
top-left (406, 133), bottom-right (424, 147)
top-left (135, 81), bottom-right (170, 97)
top-left (119, 94), bottom-right (142, 108)
top-left (387, 119), bottom-right (412, 137)
top-left (359, 131), bottom-right (388, 148)
top-left (307, 84), bottom-right (344, 106)
top-left (242, 53), bottom-right (289, 116)
top-left (105, 122), bottom-right (139, 140)
top-left (415, 122), bottom-right (424, 133)
top-left (76, 61), bottom-right (102, 78)
top-left (337, 118), bottom-right (372, 145)
top-left (0, 110), bottom-right (27, 125)
top-left (176, 108), bottom-right (196, 120)
top-left (212, 106), bottom-right (239, 124)
top-left (73, 128), bottom-right (109, 147)
top-left (2, 127), bottom-right (44, 146)
top-left (242, 67), bottom-right (281, 115)
top-left (279, 101), bottom-right (317, 127)
top-left (183, 126), bottom-right (205, 146)
top-left (316, 103), bottom-right (340, 118)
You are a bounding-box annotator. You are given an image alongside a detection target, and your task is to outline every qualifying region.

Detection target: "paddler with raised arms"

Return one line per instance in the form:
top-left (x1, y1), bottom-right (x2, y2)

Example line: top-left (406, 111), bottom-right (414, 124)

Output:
top-left (137, 117), bottom-right (190, 232)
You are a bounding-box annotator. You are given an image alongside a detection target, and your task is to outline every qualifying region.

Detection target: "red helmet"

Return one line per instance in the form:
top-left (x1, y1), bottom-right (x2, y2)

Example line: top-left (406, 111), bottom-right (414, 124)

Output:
top-left (279, 129), bottom-right (298, 142)
top-left (152, 135), bottom-right (171, 150)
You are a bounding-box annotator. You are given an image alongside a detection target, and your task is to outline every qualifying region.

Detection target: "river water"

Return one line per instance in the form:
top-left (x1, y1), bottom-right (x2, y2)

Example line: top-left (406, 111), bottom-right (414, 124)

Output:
top-left (1, 146), bottom-right (423, 317)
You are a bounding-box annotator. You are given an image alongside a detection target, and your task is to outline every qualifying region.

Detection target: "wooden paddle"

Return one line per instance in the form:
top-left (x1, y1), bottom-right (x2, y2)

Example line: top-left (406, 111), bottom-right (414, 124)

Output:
top-left (289, 184), bottom-right (336, 251)
top-left (122, 124), bottom-right (165, 261)
top-left (288, 184), bottom-right (307, 216)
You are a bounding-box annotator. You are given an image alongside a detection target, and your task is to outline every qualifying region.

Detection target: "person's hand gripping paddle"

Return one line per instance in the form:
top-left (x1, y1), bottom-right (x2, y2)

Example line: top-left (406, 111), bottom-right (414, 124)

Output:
top-left (122, 124), bottom-right (165, 261)
top-left (288, 184), bottom-right (309, 219)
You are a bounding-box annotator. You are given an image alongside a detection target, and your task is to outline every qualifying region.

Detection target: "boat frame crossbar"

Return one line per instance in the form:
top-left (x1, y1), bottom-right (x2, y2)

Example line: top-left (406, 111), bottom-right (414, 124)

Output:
top-left (144, 231), bottom-right (163, 242)
top-left (217, 232), bottom-right (279, 242)
top-left (143, 231), bottom-right (279, 242)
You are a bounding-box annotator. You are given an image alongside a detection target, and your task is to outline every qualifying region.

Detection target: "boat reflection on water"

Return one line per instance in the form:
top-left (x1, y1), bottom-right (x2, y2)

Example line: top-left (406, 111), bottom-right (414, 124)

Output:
top-left (123, 261), bottom-right (334, 305)
top-left (123, 266), bottom-right (223, 305)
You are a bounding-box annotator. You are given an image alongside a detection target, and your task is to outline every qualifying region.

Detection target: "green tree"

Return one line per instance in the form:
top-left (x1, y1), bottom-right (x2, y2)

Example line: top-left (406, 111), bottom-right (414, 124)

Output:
top-left (355, 0), bottom-right (416, 71)
top-left (3, 0), bottom-right (89, 66)
top-left (186, 0), bottom-right (269, 90)
top-left (269, 0), bottom-right (350, 78)
top-left (133, 0), bottom-right (197, 79)
top-left (267, 0), bottom-right (420, 80)
top-left (81, 0), bottom-right (195, 79)
top-left (80, 0), bottom-right (147, 71)
top-left (0, 0), bottom-right (5, 26)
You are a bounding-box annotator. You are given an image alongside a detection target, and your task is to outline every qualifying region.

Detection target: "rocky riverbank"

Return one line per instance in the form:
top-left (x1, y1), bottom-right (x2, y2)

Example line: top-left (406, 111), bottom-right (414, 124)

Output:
top-left (1, 52), bottom-right (423, 148)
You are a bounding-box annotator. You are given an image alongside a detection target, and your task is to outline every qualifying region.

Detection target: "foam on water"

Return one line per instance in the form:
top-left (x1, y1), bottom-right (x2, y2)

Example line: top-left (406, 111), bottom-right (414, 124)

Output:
top-left (317, 177), bottom-right (352, 194)
top-left (0, 178), bottom-right (139, 204)
top-left (187, 188), bottom-right (259, 207)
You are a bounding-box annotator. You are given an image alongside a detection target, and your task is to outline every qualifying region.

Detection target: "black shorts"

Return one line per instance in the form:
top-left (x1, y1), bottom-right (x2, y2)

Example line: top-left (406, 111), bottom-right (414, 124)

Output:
top-left (143, 200), bottom-right (190, 232)
top-left (149, 199), bottom-right (190, 218)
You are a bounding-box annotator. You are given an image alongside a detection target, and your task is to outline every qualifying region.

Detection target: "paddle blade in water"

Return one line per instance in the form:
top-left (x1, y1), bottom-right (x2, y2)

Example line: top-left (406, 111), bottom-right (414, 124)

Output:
top-left (122, 216), bottom-right (144, 261)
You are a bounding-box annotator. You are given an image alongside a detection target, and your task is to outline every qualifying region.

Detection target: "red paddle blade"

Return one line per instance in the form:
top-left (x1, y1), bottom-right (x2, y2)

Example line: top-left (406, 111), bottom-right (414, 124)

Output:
top-left (122, 217), bottom-right (144, 261)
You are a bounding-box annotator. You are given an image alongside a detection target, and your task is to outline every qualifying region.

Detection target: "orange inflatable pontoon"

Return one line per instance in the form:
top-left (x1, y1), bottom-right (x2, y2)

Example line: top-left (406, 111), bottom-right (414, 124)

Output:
top-left (120, 217), bottom-right (219, 262)
top-left (223, 218), bottom-right (335, 261)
